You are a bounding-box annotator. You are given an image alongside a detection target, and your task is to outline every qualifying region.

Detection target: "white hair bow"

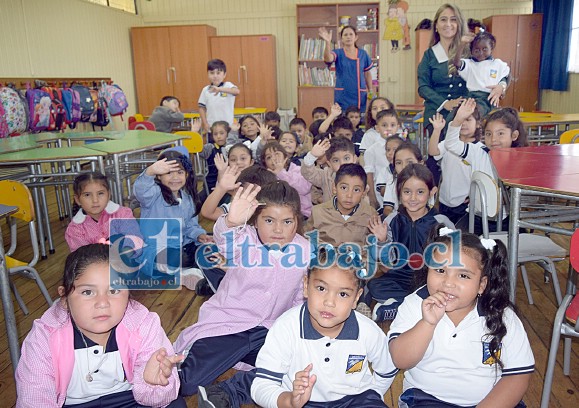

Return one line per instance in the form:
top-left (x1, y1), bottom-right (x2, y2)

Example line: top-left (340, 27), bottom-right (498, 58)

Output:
top-left (480, 238), bottom-right (496, 251)
top-left (439, 227), bottom-right (455, 237)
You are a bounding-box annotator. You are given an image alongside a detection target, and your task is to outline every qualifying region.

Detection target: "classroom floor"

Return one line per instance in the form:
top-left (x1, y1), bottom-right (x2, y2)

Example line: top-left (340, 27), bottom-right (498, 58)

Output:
top-left (0, 188), bottom-right (577, 407)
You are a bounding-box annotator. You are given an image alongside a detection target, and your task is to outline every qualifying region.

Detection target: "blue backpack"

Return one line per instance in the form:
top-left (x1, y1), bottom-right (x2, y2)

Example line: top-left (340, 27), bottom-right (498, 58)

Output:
top-left (72, 84), bottom-right (95, 122)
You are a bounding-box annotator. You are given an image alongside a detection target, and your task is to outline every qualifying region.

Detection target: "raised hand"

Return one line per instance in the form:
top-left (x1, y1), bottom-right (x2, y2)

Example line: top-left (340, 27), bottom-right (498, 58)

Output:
top-left (219, 164), bottom-right (242, 191)
top-left (268, 150), bottom-right (288, 174)
top-left (143, 348), bottom-right (184, 386)
top-left (318, 27), bottom-right (332, 42)
top-left (290, 363), bottom-right (317, 408)
top-left (421, 291), bottom-right (448, 326)
top-left (259, 123), bottom-right (274, 144)
top-left (368, 215), bottom-right (388, 242)
top-left (310, 138), bottom-right (331, 158)
top-left (330, 103), bottom-right (342, 118)
top-left (454, 98), bottom-right (477, 123)
top-left (226, 184), bottom-right (262, 227)
top-left (146, 158), bottom-right (181, 176)
top-left (230, 121), bottom-right (240, 133)
top-left (214, 153), bottom-right (228, 173)
top-left (428, 113), bottom-right (446, 131)
top-left (191, 118), bottom-right (202, 133)
top-left (460, 33), bottom-right (475, 45)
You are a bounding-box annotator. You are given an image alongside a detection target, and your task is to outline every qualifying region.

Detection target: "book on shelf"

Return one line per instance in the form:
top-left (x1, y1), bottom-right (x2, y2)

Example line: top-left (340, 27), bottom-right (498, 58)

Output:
top-left (362, 43), bottom-right (377, 59)
top-left (299, 63), bottom-right (336, 87)
top-left (299, 34), bottom-right (334, 61)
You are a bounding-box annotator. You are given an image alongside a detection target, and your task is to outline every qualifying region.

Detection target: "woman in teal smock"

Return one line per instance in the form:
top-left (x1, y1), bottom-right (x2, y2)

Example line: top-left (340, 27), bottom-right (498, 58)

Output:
top-left (319, 25), bottom-right (374, 113)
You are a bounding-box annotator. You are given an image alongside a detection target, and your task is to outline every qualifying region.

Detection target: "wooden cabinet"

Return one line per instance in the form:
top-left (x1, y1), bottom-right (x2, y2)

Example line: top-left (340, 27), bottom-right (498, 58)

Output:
top-left (210, 35), bottom-right (277, 111)
top-left (415, 29), bottom-right (431, 104)
top-left (131, 25), bottom-right (216, 114)
top-left (483, 14), bottom-right (543, 112)
top-left (296, 2), bottom-right (380, 119)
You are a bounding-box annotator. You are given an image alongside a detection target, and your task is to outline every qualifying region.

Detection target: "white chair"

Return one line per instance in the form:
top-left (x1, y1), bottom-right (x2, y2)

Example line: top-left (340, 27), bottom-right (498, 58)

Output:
top-left (468, 171), bottom-right (565, 305)
top-left (540, 228), bottom-right (579, 408)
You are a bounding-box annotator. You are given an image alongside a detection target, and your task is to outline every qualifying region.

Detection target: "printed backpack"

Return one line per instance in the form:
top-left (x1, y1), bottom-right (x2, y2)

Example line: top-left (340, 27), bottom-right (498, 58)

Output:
top-left (0, 102), bottom-right (9, 138)
top-left (26, 87), bottom-right (54, 132)
top-left (42, 87), bottom-right (67, 131)
top-left (72, 84), bottom-right (95, 122)
top-left (0, 85), bottom-right (28, 135)
top-left (90, 88), bottom-right (109, 129)
top-left (61, 87), bottom-right (81, 127)
top-left (99, 81), bottom-right (128, 116)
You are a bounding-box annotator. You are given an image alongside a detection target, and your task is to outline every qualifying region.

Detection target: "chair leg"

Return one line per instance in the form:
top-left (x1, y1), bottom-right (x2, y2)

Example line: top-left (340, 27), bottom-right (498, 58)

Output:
top-left (29, 268), bottom-right (54, 308)
top-left (9, 281), bottom-right (29, 315)
top-left (563, 337), bottom-right (572, 376)
top-left (537, 259), bottom-right (563, 306)
top-left (520, 264), bottom-right (534, 305)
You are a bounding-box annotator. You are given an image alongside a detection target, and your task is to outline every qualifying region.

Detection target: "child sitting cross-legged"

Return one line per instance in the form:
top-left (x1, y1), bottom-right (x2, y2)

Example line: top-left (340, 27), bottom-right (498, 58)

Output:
top-left (301, 135), bottom-right (358, 204)
top-left (306, 163), bottom-right (376, 250)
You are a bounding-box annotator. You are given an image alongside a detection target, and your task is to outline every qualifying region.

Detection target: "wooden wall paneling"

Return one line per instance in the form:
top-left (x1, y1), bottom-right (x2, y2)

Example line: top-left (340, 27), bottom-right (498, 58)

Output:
top-left (514, 13), bottom-right (542, 111)
top-left (298, 87), bottom-right (334, 121)
top-left (414, 29), bottom-right (431, 104)
top-left (242, 35), bottom-right (277, 110)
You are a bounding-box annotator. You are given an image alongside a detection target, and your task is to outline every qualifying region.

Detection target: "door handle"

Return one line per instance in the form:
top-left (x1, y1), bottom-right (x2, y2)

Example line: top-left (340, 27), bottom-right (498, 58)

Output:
top-left (240, 65), bottom-right (247, 84)
top-left (167, 68), bottom-right (170, 85)
top-left (170, 67), bottom-right (177, 83)
top-left (238, 67), bottom-right (241, 83)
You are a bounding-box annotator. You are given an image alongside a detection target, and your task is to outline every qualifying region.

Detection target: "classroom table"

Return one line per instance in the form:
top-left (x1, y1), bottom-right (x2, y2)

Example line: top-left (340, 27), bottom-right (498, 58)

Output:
top-left (85, 131), bottom-right (186, 204)
top-left (490, 144), bottom-right (579, 302)
top-left (182, 107), bottom-right (267, 123)
top-left (0, 204), bottom-right (20, 373)
top-left (0, 147), bottom-right (107, 257)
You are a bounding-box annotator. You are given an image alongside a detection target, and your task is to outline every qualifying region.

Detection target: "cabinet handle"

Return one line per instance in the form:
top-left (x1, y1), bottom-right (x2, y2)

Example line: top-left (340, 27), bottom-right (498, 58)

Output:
top-left (240, 65), bottom-right (247, 84)
top-left (167, 68), bottom-right (170, 85)
top-left (169, 67), bottom-right (177, 83)
top-left (238, 67), bottom-right (241, 83)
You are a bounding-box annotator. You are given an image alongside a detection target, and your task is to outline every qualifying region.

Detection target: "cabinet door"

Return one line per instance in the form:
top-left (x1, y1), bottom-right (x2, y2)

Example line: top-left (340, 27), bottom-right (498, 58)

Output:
top-left (169, 26), bottom-right (212, 112)
top-left (298, 87), bottom-right (334, 120)
top-left (131, 27), bottom-right (173, 114)
top-left (210, 36), bottom-right (244, 107)
top-left (242, 35), bottom-right (277, 111)
top-left (513, 14), bottom-right (542, 111)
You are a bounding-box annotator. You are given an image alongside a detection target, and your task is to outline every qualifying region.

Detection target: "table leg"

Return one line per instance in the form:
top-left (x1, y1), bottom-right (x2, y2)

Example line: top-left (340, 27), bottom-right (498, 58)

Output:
top-left (36, 164), bottom-right (55, 254)
top-left (113, 154), bottom-right (123, 205)
top-left (508, 187), bottom-right (522, 303)
top-left (28, 165), bottom-right (47, 259)
top-left (0, 229), bottom-right (20, 372)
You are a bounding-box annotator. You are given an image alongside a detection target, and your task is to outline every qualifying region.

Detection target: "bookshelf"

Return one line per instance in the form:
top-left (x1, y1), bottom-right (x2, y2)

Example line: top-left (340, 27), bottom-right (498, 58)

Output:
top-left (296, 2), bottom-right (380, 119)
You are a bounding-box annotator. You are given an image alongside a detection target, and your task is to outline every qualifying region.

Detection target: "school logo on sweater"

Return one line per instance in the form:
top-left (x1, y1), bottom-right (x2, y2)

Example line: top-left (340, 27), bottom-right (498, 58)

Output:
top-left (490, 69), bottom-right (498, 78)
top-left (482, 341), bottom-right (502, 365)
top-left (346, 354), bottom-right (365, 374)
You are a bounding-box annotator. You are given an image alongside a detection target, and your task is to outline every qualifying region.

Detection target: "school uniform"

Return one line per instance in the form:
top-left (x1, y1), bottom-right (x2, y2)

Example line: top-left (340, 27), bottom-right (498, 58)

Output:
top-left (301, 153), bottom-right (337, 203)
top-left (363, 137), bottom-right (388, 206)
top-left (16, 300), bottom-right (184, 408)
top-left (359, 128), bottom-right (381, 153)
top-left (174, 215), bottom-right (311, 396)
top-left (251, 303), bottom-right (397, 407)
top-left (148, 106), bottom-right (185, 133)
top-left (198, 143), bottom-right (225, 191)
top-left (65, 201), bottom-right (139, 252)
top-left (389, 285), bottom-right (534, 407)
top-left (198, 81), bottom-right (237, 126)
top-left (307, 197), bottom-right (377, 249)
top-left (352, 128), bottom-right (364, 156)
top-left (330, 48), bottom-right (373, 112)
top-left (275, 162), bottom-right (313, 218)
top-left (458, 57), bottom-right (510, 116)
top-left (375, 165), bottom-right (396, 211)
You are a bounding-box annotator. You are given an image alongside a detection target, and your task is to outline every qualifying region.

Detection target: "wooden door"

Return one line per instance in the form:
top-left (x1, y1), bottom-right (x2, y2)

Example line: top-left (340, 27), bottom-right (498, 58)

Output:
top-left (131, 27), bottom-right (173, 114)
top-left (484, 15), bottom-right (518, 109)
top-left (241, 35), bottom-right (277, 111)
top-left (415, 29), bottom-right (432, 104)
top-left (298, 87), bottom-right (333, 121)
top-left (210, 36), bottom-right (244, 107)
top-left (169, 26), bottom-right (215, 112)
top-left (513, 14), bottom-right (542, 111)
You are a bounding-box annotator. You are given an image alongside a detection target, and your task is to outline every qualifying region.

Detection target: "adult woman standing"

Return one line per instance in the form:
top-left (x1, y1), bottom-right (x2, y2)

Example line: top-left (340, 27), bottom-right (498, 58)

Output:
top-left (417, 4), bottom-right (469, 133)
top-left (319, 25), bottom-right (374, 113)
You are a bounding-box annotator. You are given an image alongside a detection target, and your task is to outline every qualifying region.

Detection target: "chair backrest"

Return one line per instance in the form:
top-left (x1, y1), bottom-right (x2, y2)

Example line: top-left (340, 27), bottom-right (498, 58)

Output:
top-left (559, 129), bottom-right (579, 144)
top-left (469, 171), bottom-right (500, 238)
top-left (0, 180), bottom-right (35, 222)
top-left (175, 131), bottom-right (204, 154)
top-left (129, 120), bottom-right (156, 131)
top-left (128, 116), bottom-right (136, 126)
top-left (570, 228), bottom-right (579, 272)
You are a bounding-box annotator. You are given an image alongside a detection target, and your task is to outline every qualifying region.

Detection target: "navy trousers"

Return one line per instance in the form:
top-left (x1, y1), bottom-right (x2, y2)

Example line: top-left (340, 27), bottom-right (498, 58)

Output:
top-left (305, 390), bottom-right (388, 407)
top-left (63, 390), bottom-right (186, 408)
top-left (400, 388), bottom-right (526, 408)
top-left (366, 268), bottom-right (413, 305)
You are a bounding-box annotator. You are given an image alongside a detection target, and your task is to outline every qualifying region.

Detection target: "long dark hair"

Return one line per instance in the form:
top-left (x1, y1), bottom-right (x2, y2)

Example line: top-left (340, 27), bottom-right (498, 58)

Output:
top-left (483, 107), bottom-right (528, 147)
top-left (249, 181), bottom-right (303, 236)
top-left (415, 224), bottom-right (513, 369)
top-left (155, 150), bottom-right (201, 215)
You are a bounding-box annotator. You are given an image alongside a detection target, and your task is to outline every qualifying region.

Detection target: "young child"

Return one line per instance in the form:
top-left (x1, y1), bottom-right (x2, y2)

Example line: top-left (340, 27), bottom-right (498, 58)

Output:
top-left (174, 181), bottom-right (311, 402)
top-left (262, 142), bottom-right (312, 218)
top-left (366, 164), bottom-right (452, 322)
top-left (133, 147), bottom-right (212, 271)
top-left (225, 143), bottom-right (255, 173)
top-left (317, 103), bottom-right (342, 134)
top-left (428, 106), bottom-right (483, 225)
top-left (444, 99), bottom-right (528, 233)
top-left (149, 96), bottom-right (185, 133)
top-left (65, 172), bottom-right (139, 252)
top-left (16, 244), bottom-right (186, 408)
top-left (375, 135), bottom-right (405, 216)
top-left (453, 31), bottom-right (510, 117)
top-left (345, 105), bottom-right (364, 155)
top-left (278, 131), bottom-right (302, 166)
top-left (290, 117), bottom-right (313, 157)
top-left (197, 120), bottom-right (230, 193)
top-left (264, 111), bottom-right (281, 129)
top-left (312, 106), bottom-right (329, 122)
top-left (306, 163), bottom-right (377, 249)
top-left (388, 227), bottom-right (534, 407)
top-left (301, 136), bottom-right (358, 203)
top-left (198, 59), bottom-right (240, 133)
top-left (227, 115), bottom-right (269, 159)
top-left (363, 109), bottom-right (402, 209)
top-left (359, 97), bottom-right (395, 154)
top-left (249, 259), bottom-right (397, 407)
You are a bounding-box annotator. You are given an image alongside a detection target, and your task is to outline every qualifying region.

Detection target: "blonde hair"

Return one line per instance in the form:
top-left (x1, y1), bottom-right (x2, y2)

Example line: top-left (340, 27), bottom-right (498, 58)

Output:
top-left (430, 3), bottom-right (468, 72)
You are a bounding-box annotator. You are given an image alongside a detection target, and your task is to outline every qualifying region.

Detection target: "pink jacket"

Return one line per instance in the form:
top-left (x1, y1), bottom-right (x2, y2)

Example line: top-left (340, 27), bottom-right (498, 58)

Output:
top-left (173, 215), bottom-right (311, 357)
top-left (16, 300), bottom-right (180, 408)
top-left (275, 162), bottom-right (313, 217)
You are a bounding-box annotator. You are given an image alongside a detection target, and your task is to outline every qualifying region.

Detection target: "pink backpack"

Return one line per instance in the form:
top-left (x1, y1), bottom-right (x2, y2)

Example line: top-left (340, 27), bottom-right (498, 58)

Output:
top-left (0, 85), bottom-right (28, 136)
top-left (99, 81), bottom-right (128, 117)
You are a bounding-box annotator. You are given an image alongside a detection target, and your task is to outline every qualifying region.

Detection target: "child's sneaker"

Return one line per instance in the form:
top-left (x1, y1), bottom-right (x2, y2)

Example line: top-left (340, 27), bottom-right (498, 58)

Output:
top-left (195, 278), bottom-right (214, 297)
top-left (355, 302), bottom-right (373, 319)
top-left (181, 267), bottom-right (204, 291)
top-left (565, 295), bottom-right (579, 325)
top-left (198, 385), bottom-right (231, 408)
top-left (373, 298), bottom-right (399, 322)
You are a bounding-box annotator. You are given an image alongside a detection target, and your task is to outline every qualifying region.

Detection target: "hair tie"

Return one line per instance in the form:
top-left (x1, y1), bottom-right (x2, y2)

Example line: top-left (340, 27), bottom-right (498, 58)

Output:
top-left (439, 227), bottom-right (455, 237)
top-left (346, 250), bottom-right (369, 279)
top-left (480, 238), bottom-right (496, 251)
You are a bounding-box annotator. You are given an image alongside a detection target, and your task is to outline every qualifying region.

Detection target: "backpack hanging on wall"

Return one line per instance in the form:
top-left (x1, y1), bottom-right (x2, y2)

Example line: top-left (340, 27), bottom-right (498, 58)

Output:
top-left (26, 84), bottom-right (53, 132)
top-left (90, 86), bottom-right (109, 130)
top-left (0, 85), bottom-right (28, 136)
top-left (61, 85), bottom-right (81, 127)
top-left (41, 86), bottom-right (67, 132)
top-left (72, 84), bottom-right (95, 122)
top-left (0, 102), bottom-right (9, 138)
top-left (99, 81), bottom-right (128, 117)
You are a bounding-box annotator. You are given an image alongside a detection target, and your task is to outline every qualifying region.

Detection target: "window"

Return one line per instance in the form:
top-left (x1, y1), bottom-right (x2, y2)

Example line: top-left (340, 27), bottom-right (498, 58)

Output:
top-left (82, 0), bottom-right (136, 14)
top-left (569, 0), bottom-right (579, 72)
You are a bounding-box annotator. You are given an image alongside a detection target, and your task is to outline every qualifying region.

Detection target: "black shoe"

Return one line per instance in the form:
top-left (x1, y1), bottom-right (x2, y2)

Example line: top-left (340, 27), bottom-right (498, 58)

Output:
top-left (195, 278), bottom-right (214, 297)
top-left (198, 385), bottom-right (231, 408)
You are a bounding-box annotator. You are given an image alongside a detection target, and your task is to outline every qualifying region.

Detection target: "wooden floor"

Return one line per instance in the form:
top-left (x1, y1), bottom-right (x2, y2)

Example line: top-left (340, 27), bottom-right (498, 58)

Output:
top-left (0, 189), bottom-right (577, 407)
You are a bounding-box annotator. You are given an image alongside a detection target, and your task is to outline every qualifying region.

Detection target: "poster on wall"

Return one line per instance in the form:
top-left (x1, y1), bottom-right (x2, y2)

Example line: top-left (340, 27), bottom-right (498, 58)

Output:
top-left (383, 1), bottom-right (411, 52)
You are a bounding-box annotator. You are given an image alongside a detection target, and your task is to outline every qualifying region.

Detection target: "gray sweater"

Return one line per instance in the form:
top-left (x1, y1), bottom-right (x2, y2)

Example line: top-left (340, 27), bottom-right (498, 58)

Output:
top-left (148, 106), bottom-right (185, 133)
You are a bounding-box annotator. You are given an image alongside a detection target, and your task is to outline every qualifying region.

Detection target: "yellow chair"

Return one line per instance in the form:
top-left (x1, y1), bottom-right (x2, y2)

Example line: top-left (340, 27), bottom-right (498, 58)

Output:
top-left (559, 129), bottom-right (579, 144)
top-left (175, 131), bottom-right (209, 195)
top-left (134, 113), bottom-right (145, 122)
top-left (0, 180), bottom-right (53, 315)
